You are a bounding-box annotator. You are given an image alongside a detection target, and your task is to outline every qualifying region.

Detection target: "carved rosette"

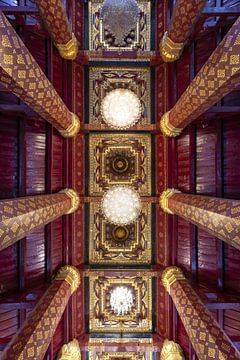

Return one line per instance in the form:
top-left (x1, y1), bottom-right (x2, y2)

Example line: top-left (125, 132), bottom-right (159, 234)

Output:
top-left (161, 339), bottom-right (185, 360)
top-left (159, 189), bottom-right (181, 215)
top-left (160, 32), bottom-right (184, 62)
top-left (61, 188), bottom-right (80, 214)
top-left (162, 267), bottom-right (186, 294)
top-left (56, 34), bottom-right (79, 60)
top-left (57, 339), bottom-right (81, 360)
top-left (59, 113), bottom-right (80, 138)
top-left (160, 111), bottom-right (183, 137)
top-left (55, 265), bottom-right (81, 294)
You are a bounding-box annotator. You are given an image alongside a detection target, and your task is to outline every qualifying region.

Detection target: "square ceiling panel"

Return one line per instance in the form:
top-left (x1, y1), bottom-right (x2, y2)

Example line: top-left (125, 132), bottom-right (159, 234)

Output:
top-left (89, 133), bottom-right (152, 196)
top-left (89, 202), bottom-right (151, 265)
top-left (88, 1), bottom-right (151, 51)
top-left (89, 273), bottom-right (152, 333)
top-left (89, 67), bottom-right (151, 125)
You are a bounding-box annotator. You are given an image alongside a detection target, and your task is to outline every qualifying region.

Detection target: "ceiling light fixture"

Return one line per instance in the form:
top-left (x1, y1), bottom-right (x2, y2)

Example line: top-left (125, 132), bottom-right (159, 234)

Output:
top-left (110, 286), bottom-right (134, 316)
top-left (101, 185), bottom-right (141, 225)
top-left (101, 89), bottom-right (142, 129)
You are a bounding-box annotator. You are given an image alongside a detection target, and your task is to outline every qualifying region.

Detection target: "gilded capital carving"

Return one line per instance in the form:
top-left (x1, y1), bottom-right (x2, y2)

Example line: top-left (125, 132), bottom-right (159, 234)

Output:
top-left (161, 339), bottom-right (185, 360)
top-left (160, 32), bottom-right (184, 62)
top-left (61, 188), bottom-right (80, 214)
top-left (59, 113), bottom-right (80, 138)
top-left (57, 339), bottom-right (81, 360)
top-left (56, 33), bottom-right (79, 60)
top-left (162, 267), bottom-right (186, 294)
top-left (160, 111), bottom-right (183, 137)
top-left (55, 265), bottom-right (81, 294)
top-left (159, 189), bottom-right (180, 214)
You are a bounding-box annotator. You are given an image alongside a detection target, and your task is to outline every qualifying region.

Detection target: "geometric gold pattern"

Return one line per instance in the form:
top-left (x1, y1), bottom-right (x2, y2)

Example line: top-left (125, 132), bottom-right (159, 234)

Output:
top-left (89, 351), bottom-right (152, 360)
top-left (89, 273), bottom-right (152, 332)
top-left (89, 133), bottom-right (152, 196)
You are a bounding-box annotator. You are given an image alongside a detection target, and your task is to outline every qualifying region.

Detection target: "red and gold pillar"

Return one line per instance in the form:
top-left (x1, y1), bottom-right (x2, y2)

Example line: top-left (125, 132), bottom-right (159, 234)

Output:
top-left (162, 267), bottom-right (240, 360)
top-left (57, 339), bottom-right (81, 360)
top-left (1, 265), bottom-right (80, 360)
top-left (0, 189), bottom-right (79, 251)
top-left (160, 189), bottom-right (240, 250)
top-left (160, 339), bottom-right (185, 360)
top-left (35, 0), bottom-right (78, 60)
top-left (0, 11), bottom-right (80, 137)
top-left (160, 0), bottom-right (206, 62)
top-left (160, 17), bottom-right (240, 136)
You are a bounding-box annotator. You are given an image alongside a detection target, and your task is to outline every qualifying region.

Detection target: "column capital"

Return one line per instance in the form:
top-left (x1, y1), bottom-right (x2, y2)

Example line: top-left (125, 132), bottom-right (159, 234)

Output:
top-left (56, 33), bottom-right (79, 60)
top-left (161, 339), bottom-right (185, 360)
top-left (57, 339), bottom-right (81, 360)
top-left (159, 189), bottom-right (181, 214)
top-left (160, 32), bottom-right (184, 62)
top-left (61, 188), bottom-right (80, 214)
top-left (55, 266), bottom-right (81, 294)
top-left (160, 111), bottom-right (183, 137)
top-left (162, 267), bottom-right (186, 293)
top-left (59, 113), bottom-right (80, 138)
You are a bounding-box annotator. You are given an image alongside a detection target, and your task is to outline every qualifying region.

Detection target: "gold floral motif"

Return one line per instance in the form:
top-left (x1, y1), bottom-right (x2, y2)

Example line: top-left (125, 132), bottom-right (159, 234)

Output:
top-left (55, 265), bottom-right (81, 294)
top-left (159, 189), bottom-right (181, 214)
top-left (161, 339), bottom-right (185, 360)
top-left (57, 339), bottom-right (81, 360)
top-left (56, 33), bottom-right (79, 60)
top-left (160, 32), bottom-right (184, 62)
top-left (59, 113), bottom-right (80, 137)
top-left (162, 267), bottom-right (186, 294)
top-left (160, 111), bottom-right (183, 137)
top-left (61, 188), bottom-right (80, 214)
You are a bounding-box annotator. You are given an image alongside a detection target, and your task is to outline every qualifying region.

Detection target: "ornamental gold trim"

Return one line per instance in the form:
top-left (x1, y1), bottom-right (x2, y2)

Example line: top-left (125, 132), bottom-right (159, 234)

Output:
top-left (55, 265), bottom-right (81, 294)
top-left (56, 33), bottom-right (79, 60)
top-left (61, 188), bottom-right (80, 214)
top-left (162, 267), bottom-right (186, 294)
top-left (59, 113), bottom-right (80, 138)
top-left (160, 111), bottom-right (183, 137)
top-left (160, 31), bottom-right (184, 62)
top-left (161, 339), bottom-right (185, 360)
top-left (57, 339), bottom-right (81, 360)
top-left (159, 188), bottom-right (180, 214)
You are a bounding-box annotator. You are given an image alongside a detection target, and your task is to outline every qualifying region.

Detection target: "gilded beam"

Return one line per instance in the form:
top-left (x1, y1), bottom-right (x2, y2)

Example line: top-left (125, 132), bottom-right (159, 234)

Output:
top-left (161, 339), bottom-right (185, 360)
top-left (57, 339), bottom-right (81, 360)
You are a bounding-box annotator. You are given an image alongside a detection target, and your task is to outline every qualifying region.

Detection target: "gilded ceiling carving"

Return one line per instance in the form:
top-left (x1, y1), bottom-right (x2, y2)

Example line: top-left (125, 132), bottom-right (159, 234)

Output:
top-left (89, 133), bottom-right (152, 195)
top-left (89, 352), bottom-right (151, 360)
top-left (89, 274), bottom-right (152, 332)
top-left (89, 67), bottom-right (151, 125)
top-left (88, 0), bottom-right (151, 51)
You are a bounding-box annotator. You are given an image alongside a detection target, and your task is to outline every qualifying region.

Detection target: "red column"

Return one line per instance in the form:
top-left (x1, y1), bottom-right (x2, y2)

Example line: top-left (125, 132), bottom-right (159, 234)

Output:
top-left (1, 266), bottom-right (81, 360)
top-left (0, 11), bottom-right (80, 137)
top-left (35, 0), bottom-right (78, 60)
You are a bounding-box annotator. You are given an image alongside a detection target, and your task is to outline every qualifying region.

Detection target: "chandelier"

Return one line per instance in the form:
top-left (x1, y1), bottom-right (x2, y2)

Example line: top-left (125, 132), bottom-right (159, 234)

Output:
top-left (110, 286), bottom-right (134, 316)
top-left (101, 89), bottom-right (142, 129)
top-left (101, 185), bottom-right (141, 225)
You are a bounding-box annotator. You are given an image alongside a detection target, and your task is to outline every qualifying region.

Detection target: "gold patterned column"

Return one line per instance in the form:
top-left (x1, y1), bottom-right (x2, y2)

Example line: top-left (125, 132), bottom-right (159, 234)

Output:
top-left (162, 267), bottom-right (240, 360)
top-left (0, 188), bottom-right (79, 251)
top-left (160, 17), bottom-right (240, 136)
top-left (1, 266), bottom-right (80, 360)
top-left (160, 189), bottom-right (240, 250)
top-left (161, 339), bottom-right (185, 360)
top-left (35, 0), bottom-right (78, 60)
top-left (57, 339), bottom-right (81, 360)
top-left (0, 11), bottom-right (80, 137)
top-left (160, 0), bottom-right (206, 61)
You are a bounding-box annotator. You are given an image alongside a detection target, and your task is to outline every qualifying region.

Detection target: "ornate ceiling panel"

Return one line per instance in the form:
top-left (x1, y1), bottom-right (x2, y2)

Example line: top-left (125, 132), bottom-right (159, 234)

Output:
top-left (89, 273), bottom-right (152, 332)
top-left (89, 133), bottom-right (152, 195)
top-left (88, 0), bottom-right (151, 51)
top-left (89, 202), bottom-right (151, 264)
top-left (89, 67), bottom-right (151, 126)
top-left (89, 351), bottom-right (152, 360)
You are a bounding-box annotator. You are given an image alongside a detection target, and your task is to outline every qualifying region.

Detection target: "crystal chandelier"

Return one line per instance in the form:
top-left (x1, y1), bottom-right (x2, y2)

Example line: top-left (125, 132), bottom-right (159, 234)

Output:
top-left (101, 185), bottom-right (141, 225)
top-left (101, 89), bottom-right (142, 129)
top-left (110, 286), bottom-right (134, 316)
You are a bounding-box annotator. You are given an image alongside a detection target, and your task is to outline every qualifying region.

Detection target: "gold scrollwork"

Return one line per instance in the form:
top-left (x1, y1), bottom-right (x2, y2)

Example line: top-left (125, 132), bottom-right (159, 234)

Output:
top-left (55, 265), bottom-right (81, 294)
top-left (162, 267), bottom-right (186, 294)
top-left (61, 188), bottom-right (80, 214)
top-left (159, 188), bottom-right (181, 214)
top-left (160, 32), bottom-right (184, 62)
top-left (57, 339), bottom-right (81, 360)
top-left (161, 339), bottom-right (185, 360)
top-left (160, 111), bottom-right (183, 137)
top-left (56, 33), bottom-right (79, 60)
top-left (59, 113), bottom-right (80, 138)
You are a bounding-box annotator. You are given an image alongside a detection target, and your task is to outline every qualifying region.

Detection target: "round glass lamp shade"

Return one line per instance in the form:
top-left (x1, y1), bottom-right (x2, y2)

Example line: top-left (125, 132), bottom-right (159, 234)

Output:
top-left (101, 89), bottom-right (142, 129)
top-left (101, 185), bottom-right (141, 225)
top-left (110, 286), bottom-right (133, 316)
